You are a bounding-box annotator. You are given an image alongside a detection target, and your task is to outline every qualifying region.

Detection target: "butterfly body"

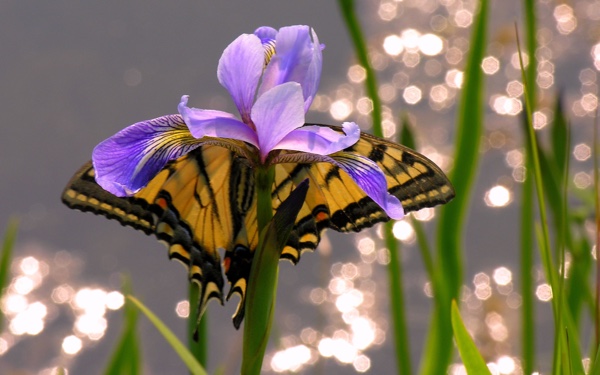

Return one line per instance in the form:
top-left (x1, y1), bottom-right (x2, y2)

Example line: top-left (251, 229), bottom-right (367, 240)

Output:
top-left (62, 124), bottom-right (454, 327)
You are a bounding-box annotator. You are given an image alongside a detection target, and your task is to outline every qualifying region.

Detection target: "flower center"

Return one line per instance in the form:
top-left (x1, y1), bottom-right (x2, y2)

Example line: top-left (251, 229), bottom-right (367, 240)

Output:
top-left (262, 39), bottom-right (276, 68)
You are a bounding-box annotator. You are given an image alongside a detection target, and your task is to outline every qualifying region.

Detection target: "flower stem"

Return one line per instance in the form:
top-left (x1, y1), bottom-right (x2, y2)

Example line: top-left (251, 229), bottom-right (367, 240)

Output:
top-left (256, 166), bottom-right (275, 230)
top-left (188, 282), bottom-right (207, 369)
top-left (241, 166), bottom-right (276, 375)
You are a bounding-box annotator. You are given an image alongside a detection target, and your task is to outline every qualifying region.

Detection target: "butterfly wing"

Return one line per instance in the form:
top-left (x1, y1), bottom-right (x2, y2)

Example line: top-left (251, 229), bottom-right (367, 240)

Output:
top-left (62, 144), bottom-right (250, 315)
top-left (62, 124), bottom-right (454, 328)
top-left (271, 125), bottom-right (455, 260)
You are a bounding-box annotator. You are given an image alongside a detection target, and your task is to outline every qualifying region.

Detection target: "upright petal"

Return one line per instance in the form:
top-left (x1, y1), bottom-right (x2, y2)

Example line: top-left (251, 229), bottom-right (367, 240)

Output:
top-left (254, 26), bottom-right (277, 43)
top-left (251, 82), bottom-right (305, 161)
top-left (92, 114), bottom-right (202, 197)
top-left (178, 96), bottom-right (259, 148)
top-left (331, 153), bottom-right (405, 220)
top-left (217, 34), bottom-right (264, 123)
top-left (258, 25), bottom-right (322, 111)
top-left (301, 28), bottom-right (323, 112)
top-left (273, 122), bottom-right (360, 155)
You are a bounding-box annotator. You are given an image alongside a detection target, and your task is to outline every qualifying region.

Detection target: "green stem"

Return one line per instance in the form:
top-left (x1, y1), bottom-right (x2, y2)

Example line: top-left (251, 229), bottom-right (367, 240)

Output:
top-left (256, 167), bottom-right (275, 231)
top-left (241, 166), bottom-right (276, 375)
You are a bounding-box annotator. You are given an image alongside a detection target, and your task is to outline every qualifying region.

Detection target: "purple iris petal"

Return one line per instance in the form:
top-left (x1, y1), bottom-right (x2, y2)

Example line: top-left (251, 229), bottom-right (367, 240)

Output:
top-left (331, 153), bottom-right (405, 220)
top-left (92, 114), bottom-right (202, 197)
top-left (274, 122), bottom-right (360, 155)
top-left (217, 33), bottom-right (264, 123)
top-left (258, 25), bottom-right (322, 111)
top-left (251, 82), bottom-right (305, 161)
top-left (178, 96), bottom-right (259, 148)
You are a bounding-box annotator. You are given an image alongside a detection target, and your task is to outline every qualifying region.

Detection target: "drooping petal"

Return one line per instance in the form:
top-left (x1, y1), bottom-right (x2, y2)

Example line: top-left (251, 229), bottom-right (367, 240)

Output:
top-left (92, 114), bottom-right (202, 197)
top-left (178, 95), bottom-right (259, 148)
top-left (251, 82), bottom-right (305, 161)
top-left (273, 122), bottom-right (360, 155)
top-left (258, 25), bottom-right (322, 111)
top-left (331, 153), bottom-right (405, 220)
top-left (217, 33), bottom-right (264, 123)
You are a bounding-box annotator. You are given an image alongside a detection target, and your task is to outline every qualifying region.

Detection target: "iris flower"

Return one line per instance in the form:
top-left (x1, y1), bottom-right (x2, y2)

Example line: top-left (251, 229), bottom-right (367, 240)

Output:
top-left (92, 25), bottom-right (404, 220)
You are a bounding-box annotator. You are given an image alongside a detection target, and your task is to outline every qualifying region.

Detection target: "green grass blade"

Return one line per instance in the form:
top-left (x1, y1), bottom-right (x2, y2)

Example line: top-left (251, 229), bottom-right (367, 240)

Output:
top-left (592, 342), bottom-right (600, 375)
top-left (523, 0), bottom-right (537, 109)
top-left (551, 97), bottom-right (569, 175)
top-left (336, 0), bottom-right (382, 137)
top-left (561, 308), bottom-right (585, 374)
top-left (435, 0), bottom-right (488, 295)
top-left (384, 220), bottom-right (412, 375)
top-left (378, 114), bottom-right (420, 375)
top-left (336, 3), bottom-right (413, 373)
top-left (521, 1), bottom-right (537, 370)
top-left (421, 0), bottom-right (489, 373)
top-left (104, 278), bottom-right (141, 375)
top-left (400, 114), bottom-right (416, 149)
top-left (0, 219), bottom-right (18, 333)
top-left (450, 300), bottom-right (491, 375)
top-left (401, 117), bottom-right (442, 304)
top-left (516, 27), bottom-right (565, 375)
top-left (593, 99), bottom-right (600, 362)
top-left (519, 162), bottom-right (535, 374)
top-left (128, 296), bottom-right (207, 375)
top-left (401, 117), bottom-right (443, 302)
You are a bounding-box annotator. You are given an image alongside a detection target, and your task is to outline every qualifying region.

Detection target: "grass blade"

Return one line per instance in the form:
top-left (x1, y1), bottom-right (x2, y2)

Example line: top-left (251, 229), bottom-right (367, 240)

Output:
top-left (519, 167), bottom-right (535, 374)
top-left (384, 222), bottom-right (412, 375)
top-left (104, 278), bottom-right (141, 375)
top-left (0, 219), bottom-right (18, 332)
top-left (594, 100), bottom-right (600, 363)
top-left (422, 0), bottom-right (489, 373)
top-left (337, 3), bottom-right (412, 373)
top-left (336, 0), bottom-right (383, 137)
top-left (515, 27), bottom-right (587, 374)
top-left (520, 1), bottom-right (537, 371)
top-left (592, 328), bottom-right (600, 375)
top-left (128, 296), bottom-right (207, 375)
top-left (450, 300), bottom-right (491, 375)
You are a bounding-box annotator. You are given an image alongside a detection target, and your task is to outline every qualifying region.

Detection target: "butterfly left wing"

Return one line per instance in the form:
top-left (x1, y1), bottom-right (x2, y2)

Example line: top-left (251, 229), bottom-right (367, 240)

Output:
top-left (62, 144), bottom-right (252, 317)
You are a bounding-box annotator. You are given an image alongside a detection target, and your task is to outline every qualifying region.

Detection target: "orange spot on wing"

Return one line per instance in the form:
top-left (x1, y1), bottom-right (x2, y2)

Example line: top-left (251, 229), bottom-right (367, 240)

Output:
top-left (156, 197), bottom-right (168, 209)
top-left (316, 212), bottom-right (329, 222)
top-left (223, 257), bottom-right (231, 273)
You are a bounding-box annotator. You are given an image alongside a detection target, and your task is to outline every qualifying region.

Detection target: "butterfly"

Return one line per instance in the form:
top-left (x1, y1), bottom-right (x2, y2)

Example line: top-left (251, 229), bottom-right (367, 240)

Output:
top-left (62, 124), bottom-right (455, 328)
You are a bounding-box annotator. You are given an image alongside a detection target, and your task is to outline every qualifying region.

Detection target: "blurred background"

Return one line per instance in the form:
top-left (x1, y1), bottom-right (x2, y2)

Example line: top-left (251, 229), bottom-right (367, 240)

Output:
top-left (0, 0), bottom-right (597, 373)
